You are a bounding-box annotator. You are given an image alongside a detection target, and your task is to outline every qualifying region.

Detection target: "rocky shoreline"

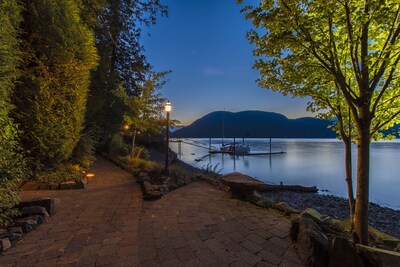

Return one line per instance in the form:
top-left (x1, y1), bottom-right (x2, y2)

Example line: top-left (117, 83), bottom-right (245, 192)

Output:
top-left (261, 190), bottom-right (400, 239)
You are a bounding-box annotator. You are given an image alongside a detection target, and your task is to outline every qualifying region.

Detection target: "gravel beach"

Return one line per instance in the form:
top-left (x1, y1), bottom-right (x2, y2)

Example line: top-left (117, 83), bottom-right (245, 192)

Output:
top-left (261, 190), bottom-right (400, 239)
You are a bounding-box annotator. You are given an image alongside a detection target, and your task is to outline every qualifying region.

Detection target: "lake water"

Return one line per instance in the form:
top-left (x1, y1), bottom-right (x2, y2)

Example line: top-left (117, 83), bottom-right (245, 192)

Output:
top-left (169, 138), bottom-right (400, 210)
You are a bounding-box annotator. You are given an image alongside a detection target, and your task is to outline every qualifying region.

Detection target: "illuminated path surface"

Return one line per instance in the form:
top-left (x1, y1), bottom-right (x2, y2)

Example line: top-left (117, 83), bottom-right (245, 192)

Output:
top-left (0, 157), bottom-right (303, 266)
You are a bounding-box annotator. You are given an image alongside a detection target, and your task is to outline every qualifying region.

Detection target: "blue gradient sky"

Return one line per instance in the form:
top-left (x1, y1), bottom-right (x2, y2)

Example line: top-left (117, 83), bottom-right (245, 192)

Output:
top-left (142, 0), bottom-right (312, 125)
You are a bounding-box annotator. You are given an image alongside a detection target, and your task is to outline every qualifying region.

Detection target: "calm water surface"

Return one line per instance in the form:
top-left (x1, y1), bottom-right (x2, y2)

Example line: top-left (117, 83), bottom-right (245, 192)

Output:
top-left (170, 138), bottom-right (400, 209)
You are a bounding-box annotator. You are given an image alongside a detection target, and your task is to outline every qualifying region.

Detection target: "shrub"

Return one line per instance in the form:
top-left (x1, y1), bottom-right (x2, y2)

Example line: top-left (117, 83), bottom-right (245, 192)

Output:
top-left (120, 155), bottom-right (155, 171)
top-left (169, 165), bottom-right (188, 181)
top-left (148, 162), bottom-right (165, 176)
top-left (36, 163), bottom-right (84, 184)
top-left (201, 163), bottom-right (223, 183)
top-left (0, 181), bottom-right (21, 228)
top-left (133, 146), bottom-right (150, 160)
top-left (108, 133), bottom-right (129, 158)
top-left (72, 127), bottom-right (98, 169)
top-left (0, 122), bottom-right (28, 228)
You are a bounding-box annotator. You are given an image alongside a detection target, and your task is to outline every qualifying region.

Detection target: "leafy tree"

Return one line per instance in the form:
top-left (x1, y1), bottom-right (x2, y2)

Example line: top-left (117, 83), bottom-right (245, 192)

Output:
top-left (76, 0), bottom-right (107, 29)
top-left (118, 71), bottom-right (169, 159)
top-left (85, 0), bottom-right (167, 143)
top-left (13, 0), bottom-right (98, 175)
top-left (0, 0), bottom-right (28, 227)
top-left (241, 0), bottom-right (400, 244)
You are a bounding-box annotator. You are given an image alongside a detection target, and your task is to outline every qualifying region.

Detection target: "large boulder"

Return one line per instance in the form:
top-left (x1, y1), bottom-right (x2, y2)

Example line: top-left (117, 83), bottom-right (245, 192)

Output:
top-left (273, 201), bottom-right (300, 216)
top-left (301, 208), bottom-right (323, 223)
top-left (253, 191), bottom-right (275, 208)
top-left (75, 178), bottom-right (87, 189)
top-left (369, 226), bottom-right (400, 251)
top-left (21, 206), bottom-right (49, 218)
top-left (59, 181), bottom-right (77, 190)
top-left (0, 238), bottom-right (12, 252)
top-left (221, 172), bottom-right (265, 200)
top-left (328, 237), bottom-right (364, 267)
top-left (159, 185), bottom-right (169, 195)
top-left (357, 244), bottom-right (400, 267)
top-left (295, 214), bottom-right (331, 266)
top-left (142, 181), bottom-right (162, 201)
top-left (14, 217), bottom-right (38, 233)
top-left (221, 172), bottom-right (265, 190)
top-left (7, 233), bottom-right (22, 243)
top-left (18, 197), bottom-right (60, 215)
top-left (7, 227), bottom-right (23, 235)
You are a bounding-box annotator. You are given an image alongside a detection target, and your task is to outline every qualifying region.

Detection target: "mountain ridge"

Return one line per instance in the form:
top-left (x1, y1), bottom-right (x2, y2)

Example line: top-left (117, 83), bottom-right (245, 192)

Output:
top-left (172, 110), bottom-right (337, 138)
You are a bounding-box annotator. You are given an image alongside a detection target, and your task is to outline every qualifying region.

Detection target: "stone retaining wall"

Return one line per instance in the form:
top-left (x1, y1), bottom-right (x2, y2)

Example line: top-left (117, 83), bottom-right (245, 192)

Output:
top-left (0, 198), bottom-right (59, 254)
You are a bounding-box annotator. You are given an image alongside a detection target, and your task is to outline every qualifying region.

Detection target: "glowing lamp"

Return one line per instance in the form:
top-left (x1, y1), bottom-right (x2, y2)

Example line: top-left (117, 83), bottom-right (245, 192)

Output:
top-left (165, 102), bottom-right (172, 112)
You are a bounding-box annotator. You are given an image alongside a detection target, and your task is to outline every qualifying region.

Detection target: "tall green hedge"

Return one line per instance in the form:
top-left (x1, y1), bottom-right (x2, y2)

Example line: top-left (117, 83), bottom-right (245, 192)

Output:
top-left (13, 0), bottom-right (98, 174)
top-left (0, 0), bottom-right (28, 227)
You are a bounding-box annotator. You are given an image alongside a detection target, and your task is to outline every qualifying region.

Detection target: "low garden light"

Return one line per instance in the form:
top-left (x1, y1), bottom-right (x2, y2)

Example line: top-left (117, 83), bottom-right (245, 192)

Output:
top-left (164, 101), bottom-right (172, 174)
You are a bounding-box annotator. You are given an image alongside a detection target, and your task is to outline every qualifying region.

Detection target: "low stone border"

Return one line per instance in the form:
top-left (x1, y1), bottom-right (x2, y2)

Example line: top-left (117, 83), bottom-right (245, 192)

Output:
top-left (98, 152), bottom-right (229, 201)
top-left (20, 178), bottom-right (88, 191)
top-left (0, 198), bottom-right (60, 254)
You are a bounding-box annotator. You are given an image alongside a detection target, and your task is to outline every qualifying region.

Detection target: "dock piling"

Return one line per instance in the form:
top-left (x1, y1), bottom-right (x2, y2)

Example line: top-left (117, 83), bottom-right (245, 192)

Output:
top-left (269, 137), bottom-right (272, 155)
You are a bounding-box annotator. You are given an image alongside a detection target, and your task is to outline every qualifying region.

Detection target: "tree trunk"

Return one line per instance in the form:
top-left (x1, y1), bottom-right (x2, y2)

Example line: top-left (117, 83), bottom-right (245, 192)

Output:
top-left (130, 129), bottom-right (137, 160)
top-left (338, 109), bottom-right (355, 222)
top-left (344, 136), bottom-right (355, 221)
top-left (353, 120), bottom-right (371, 245)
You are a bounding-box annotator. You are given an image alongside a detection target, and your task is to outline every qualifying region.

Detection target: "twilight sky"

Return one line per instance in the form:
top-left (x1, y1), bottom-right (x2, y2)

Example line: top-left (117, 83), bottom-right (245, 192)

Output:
top-left (142, 0), bottom-right (313, 125)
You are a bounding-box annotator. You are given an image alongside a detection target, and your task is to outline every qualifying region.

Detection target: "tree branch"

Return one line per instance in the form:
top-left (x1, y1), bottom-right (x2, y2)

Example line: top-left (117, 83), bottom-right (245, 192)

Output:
top-left (360, 2), bottom-right (370, 95)
top-left (371, 110), bottom-right (400, 135)
top-left (370, 5), bottom-right (400, 91)
top-left (370, 5), bottom-right (400, 72)
top-left (371, 54), bottom-right (400, 114)
top-left (344, 2), bottom-right (362, 89)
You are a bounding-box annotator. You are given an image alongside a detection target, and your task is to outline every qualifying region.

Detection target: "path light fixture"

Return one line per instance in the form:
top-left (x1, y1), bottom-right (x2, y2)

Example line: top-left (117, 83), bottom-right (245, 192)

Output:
top-left (164, 101), bottom-right (172, 174)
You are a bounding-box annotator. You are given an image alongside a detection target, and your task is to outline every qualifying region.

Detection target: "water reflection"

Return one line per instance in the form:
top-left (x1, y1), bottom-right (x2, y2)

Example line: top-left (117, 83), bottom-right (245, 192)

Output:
top-left (170, 138), bottom-right (400, 209)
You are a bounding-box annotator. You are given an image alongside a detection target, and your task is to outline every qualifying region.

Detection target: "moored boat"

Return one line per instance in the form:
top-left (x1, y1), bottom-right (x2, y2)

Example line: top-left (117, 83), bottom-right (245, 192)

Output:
top-left (220, 143), bottom-right (250, 154)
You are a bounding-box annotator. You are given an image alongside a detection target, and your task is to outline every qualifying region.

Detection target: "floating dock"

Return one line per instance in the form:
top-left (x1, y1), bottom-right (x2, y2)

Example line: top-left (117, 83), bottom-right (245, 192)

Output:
top-left (209, 151), bottom-right (286, 156)
top-left (170, 138), bottom-right (286, 156)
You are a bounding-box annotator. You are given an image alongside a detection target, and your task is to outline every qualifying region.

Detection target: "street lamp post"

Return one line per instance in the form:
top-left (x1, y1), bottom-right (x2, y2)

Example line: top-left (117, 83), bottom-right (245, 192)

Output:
top-left (164, 102), bottom-right (172, 174)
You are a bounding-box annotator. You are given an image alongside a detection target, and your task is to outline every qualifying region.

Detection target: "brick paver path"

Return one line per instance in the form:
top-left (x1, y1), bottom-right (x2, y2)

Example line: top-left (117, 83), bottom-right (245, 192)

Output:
top-left (0, 157), bottom-right (303, 267)
top-left (139, 182), bottom-right (303, 267)
top-left (1, 157), bottom-right (142, 266)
